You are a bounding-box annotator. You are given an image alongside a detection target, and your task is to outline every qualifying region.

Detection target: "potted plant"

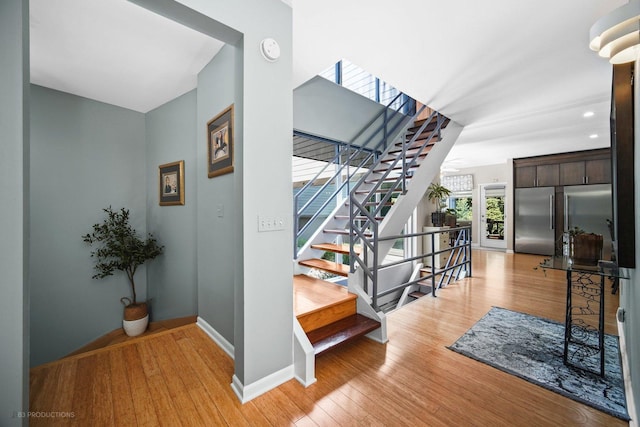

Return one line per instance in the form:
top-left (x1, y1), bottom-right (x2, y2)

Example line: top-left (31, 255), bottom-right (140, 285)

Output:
top-left (427, 182), bottom-right (452, 227)
top-left (565, 226), bottom-right (603, 266)
top-left (83, 207), bottom-right (164, 336)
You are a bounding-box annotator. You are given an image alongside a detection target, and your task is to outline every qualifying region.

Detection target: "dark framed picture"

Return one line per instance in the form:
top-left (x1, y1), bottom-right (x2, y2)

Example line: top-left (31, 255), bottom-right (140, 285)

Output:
top-left (207, 104), bottom-right (234, 178)
top-left (159, 160), bottom-right (185, 206)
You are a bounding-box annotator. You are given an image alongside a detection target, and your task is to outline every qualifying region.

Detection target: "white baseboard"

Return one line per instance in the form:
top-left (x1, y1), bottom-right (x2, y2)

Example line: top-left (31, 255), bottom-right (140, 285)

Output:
top-left (231, 364), bottom-right (294, 403)
top-left (196, 316), bottom-right (234, 359)
top-left (618, 308), bottom-right (637, 425)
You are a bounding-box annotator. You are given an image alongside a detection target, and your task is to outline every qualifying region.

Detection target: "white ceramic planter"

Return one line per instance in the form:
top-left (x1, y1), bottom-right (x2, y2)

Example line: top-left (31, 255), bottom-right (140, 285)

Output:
top-left (122, 314), bottom-right (149, 337)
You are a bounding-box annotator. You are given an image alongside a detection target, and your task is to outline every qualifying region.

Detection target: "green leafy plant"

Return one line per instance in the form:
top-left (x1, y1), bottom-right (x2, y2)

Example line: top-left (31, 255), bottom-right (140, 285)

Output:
top-left (82, 207), bottom-right (163, 305)
top-left (427, 183), bottom-right (452, 212)
top-left (567, 226), bottom-right (586, 236)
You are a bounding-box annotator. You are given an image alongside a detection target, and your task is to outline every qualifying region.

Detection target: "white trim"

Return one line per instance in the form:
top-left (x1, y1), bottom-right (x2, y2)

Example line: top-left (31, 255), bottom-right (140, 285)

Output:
top-left (293, 318), bottom-right (317, 387)
top-left (231, 364), bottom-right (295, 403)
top-left (196, 316), bottom-right (234, 359)
top-left (618, 309), bottom-right (638, 426)
top-left (479, 182), bottom-right (508, 250)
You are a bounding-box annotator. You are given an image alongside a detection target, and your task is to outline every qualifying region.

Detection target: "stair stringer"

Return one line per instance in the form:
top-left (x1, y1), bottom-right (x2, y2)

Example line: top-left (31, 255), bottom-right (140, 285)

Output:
top-left (348, 268), bottom-right (388, 343)
top-left (362, 121), bottom-right (464, 269)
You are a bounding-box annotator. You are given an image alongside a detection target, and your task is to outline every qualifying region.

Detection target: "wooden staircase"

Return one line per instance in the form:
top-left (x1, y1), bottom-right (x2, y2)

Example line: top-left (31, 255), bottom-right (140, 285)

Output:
top-left (293, 274), bottom-right (379, 355)
top-left (293, 114), bottom-right (451, 355)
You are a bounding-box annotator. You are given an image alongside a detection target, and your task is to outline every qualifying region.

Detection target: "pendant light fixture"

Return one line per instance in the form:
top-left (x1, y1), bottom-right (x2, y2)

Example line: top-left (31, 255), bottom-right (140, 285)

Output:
top-left (590, 1), bottom-right (640, 64)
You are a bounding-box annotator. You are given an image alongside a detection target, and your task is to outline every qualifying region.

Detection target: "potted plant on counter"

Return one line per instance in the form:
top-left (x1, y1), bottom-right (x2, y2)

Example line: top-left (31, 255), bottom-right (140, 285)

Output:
top-left (83, 207), bottom-right (164, 336)
top-left (427, 182), bottom-right (452, 227)
top-left (566, 226), bottom-right (603, 266)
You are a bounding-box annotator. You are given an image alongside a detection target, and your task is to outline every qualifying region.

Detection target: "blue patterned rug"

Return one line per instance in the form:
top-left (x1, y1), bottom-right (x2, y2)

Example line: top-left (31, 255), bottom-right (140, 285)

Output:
top-left (448, 307), bottom-right (629, 420)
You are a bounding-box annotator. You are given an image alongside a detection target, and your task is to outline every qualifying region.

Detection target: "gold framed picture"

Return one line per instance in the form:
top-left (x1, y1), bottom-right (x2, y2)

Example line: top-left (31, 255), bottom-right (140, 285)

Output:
top-left (207, 104), bottom-right (234, 178)
top-left (159, 160), bottom-right (185, 206)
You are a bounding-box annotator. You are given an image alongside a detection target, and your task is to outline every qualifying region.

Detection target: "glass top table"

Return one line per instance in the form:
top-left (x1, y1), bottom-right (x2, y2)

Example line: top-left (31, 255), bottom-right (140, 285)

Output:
top-left (539, 256), bottom-right (628, 279)
top-left (538, 256), bottom-right (625, 377)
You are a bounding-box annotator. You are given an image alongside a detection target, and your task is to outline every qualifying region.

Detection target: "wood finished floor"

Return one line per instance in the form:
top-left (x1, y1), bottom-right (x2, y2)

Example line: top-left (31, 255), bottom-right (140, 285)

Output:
top-left (30, 251), bottom-right (626, 426)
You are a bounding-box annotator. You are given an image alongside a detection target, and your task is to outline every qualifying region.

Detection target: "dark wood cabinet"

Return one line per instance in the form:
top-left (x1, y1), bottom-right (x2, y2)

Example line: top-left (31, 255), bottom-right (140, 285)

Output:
top-left (514, 164), bottom-right (559, 188)
top-left (560, 158), bottom-right (611, 185)
top-left (585, 158), bottom-right (611, 184)
top-left (515, 166), bottom-right (536, 188)
top-left (560, 161), bottom-right (585, 185)
top-left (536, 164), bottom-right (559, 187)
top-left (515, 149), bottom-right (611, 188)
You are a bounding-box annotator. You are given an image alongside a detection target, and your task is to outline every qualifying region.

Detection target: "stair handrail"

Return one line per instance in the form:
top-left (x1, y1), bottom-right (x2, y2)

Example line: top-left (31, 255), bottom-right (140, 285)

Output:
top-left (364, 113), bottom-right (448, 229)
top-left (294, 101), bottom-right (409, 245)
top-left (358, 226), bottom-right (472, 310)
top-left (348, 109), bottom-right (452, 305)
top-left (294, 93), bottom-right (415, 257)
top-left (348, 111), bottom-right (449, 269)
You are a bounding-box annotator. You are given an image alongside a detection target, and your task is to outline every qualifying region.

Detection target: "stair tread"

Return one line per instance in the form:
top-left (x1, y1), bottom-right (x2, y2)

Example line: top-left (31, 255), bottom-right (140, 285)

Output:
top-left (381, 152), bottom-right (428, 162)
top-left (374, 164), bottom-right (420, 173)
top-left (298, 258), bottom-right (349, 277)
top-left (365, 176), bottom-right (412, 184)
top-left (334, 214), bottom-right (384, 221)
top-left (311, 243), bottom-right (360, 256)
top-left (324, 228), bottom-right (373, 238)
top-left (409, 291), bottom-right (430, 299)
top-left (387, 147), bottom-right (433, 157)
top-left (293, 274), bottom-right (356, 317)
top-left (308, 314), bottom-right (380, 355)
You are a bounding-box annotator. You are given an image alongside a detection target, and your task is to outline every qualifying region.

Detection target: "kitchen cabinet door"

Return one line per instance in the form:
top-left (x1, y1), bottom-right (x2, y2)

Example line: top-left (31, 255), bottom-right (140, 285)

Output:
top-left (536, 164), bottom-right (559, 187)
top-left (560, 161), bottom-right (585, 185)
top-left (585, 158), bottom-right (611, 184)
top-left (515, 166), bottom-right (536, 188)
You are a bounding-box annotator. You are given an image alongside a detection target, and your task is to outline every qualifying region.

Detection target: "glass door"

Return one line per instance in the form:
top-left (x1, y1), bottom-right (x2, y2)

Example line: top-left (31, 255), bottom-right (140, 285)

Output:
top-left (480, 184), bottom-right (507, 249)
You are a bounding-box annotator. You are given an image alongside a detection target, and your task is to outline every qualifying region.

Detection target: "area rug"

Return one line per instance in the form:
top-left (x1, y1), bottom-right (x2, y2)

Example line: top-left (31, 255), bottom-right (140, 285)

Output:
top-left (447, 307), bottom-right (629, 420)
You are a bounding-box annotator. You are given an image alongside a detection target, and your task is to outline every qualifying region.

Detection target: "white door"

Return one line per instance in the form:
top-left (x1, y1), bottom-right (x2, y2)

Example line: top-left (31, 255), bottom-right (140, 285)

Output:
top-left (480, 184), bottom-right (507, 249)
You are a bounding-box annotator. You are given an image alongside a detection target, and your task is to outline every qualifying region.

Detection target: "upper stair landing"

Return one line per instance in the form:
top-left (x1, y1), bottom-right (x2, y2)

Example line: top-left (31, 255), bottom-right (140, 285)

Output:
top-left (293, 76), bottom-right (409, 152)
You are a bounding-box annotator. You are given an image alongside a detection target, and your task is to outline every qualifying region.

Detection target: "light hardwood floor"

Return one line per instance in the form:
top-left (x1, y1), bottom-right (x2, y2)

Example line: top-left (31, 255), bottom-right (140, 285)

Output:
top-left (30, 251), bottom-right (626, 426)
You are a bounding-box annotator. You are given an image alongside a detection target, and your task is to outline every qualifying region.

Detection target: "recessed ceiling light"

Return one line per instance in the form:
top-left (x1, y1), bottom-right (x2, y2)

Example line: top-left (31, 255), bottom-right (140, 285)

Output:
top-left (589, 134), bottom-right (599, 139)
top-left (583, 111), bottom-right (595, 118)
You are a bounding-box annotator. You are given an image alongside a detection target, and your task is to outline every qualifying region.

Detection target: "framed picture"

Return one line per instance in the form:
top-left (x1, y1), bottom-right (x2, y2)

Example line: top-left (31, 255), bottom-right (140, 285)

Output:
top-left (207, 104), bottom-right (234, 178)
top-left (159, 160), bottom-right (185, 206)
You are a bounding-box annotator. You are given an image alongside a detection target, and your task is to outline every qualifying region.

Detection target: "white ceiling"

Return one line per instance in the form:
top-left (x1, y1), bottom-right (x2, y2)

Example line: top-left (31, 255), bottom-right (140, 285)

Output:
top-left (30, 0), bottom-right (626, 168)
top-left (29, 0), bottom-right (223, 113)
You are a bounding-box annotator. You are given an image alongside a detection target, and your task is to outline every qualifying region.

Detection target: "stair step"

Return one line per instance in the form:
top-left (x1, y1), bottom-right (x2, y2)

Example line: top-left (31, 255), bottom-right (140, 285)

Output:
top-left (307, 314), bottom-right (380, 356)
top-left (324, 228), bottom-right (373, 238)
top-left (364, 175), bottom-right (413, 184)
top-left (380, 153), bottom-right (428, 163)
top-left (408, 291), bottom-right (430, 299)
top-left (388, 145), bottom-right (434, 156)
top-left (374, 164), bottom-right (420, 173)
top-left (407, 117), bottom-right (450, 134)
top-left (299, 258), bottom-right (349, 277)
top-left (395, 140), bottom-right (437, 150)
top-left (355, 188), bottom-right (403, 195)
top-left (294, 274), bottom-right (357, 332)
top-left (334, 214), bottom-right (384, 221)
top-left (311, 243), bottom-right (360, 256)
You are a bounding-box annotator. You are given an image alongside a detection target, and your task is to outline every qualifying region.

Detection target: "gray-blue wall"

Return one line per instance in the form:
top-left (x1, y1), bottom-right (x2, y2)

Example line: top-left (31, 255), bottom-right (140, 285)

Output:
top-left (146, 89), bottom-right (198, 320)
top-left (30, 85), bottom-right (146, 366)
top-left (196, 44), bottom-right (239, 345)
top-left (0, 0), bottom-right (29, 424)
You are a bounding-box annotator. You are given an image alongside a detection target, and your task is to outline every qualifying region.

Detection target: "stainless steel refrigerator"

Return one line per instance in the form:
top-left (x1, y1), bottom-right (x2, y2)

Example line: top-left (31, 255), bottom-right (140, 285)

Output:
top-left (515, 187), bottom-right (556, 255)
top-left (563, 184), bottom-right (612, 260)
top-left (515, 184), bottom-right (612, 257)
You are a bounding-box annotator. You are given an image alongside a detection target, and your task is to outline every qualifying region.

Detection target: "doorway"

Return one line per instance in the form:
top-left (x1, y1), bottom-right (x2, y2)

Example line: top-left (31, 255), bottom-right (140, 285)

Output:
top-left (480, 184), bottom-right (507, 249)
